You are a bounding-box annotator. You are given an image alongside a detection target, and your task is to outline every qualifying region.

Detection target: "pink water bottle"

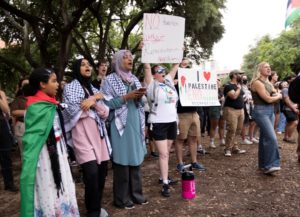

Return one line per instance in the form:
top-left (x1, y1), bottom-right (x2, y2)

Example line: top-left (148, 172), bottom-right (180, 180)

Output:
top-left (181, 165), bottom-right (196, 199)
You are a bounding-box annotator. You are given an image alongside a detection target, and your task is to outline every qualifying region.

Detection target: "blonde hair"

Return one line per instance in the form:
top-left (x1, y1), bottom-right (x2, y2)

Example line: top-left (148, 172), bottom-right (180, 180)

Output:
top-left (251, 62), bottom-right (271, 85)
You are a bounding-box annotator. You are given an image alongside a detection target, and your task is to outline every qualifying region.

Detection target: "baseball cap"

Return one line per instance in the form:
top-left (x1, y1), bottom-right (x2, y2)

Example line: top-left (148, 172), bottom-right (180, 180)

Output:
top-left (229, 69), bottom-right (244, 77)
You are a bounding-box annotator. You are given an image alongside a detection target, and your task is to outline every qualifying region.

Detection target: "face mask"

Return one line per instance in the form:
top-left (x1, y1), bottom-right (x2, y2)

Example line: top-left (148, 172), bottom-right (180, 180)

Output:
top-left (242, 79), bottom-right (248, 85)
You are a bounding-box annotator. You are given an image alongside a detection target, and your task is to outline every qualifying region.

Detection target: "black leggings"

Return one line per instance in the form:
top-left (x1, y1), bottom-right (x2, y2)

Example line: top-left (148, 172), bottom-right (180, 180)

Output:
top-left (81, 160), bottom-right (108, 217)
top-left (0, 151), bottom-right (14, 188)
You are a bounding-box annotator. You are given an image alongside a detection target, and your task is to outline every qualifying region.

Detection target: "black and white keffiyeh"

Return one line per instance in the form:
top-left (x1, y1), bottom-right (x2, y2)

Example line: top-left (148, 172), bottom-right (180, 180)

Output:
top-left (62, 79), bottom-right (112, 154)
top-left (101, 72), bottom-right (145, 138)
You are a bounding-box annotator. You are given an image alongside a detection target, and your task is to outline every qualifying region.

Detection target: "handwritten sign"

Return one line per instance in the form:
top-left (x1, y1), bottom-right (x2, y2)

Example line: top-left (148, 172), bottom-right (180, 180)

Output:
top-left (142, 13), bottom-right (185, 63)
top-left (178, 68), bottom-right (220, 106)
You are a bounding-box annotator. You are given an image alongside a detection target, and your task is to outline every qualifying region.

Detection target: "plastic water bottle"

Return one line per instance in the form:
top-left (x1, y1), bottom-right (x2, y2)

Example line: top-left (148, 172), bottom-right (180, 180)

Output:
top-left (181, 164), bottom-right (196, 199)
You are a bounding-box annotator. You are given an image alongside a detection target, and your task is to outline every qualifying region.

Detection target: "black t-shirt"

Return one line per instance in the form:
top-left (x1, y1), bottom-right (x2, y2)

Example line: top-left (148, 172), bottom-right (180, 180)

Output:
top-left (223, 83), bottom-right (244, 109)
top-left (91, 79), bottom-right (102, 90)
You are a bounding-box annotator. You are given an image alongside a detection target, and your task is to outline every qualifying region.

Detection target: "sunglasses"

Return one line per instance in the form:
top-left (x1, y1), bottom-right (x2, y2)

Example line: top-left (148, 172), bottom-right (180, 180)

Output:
top-left (155, 67), bottom-right (166, 74)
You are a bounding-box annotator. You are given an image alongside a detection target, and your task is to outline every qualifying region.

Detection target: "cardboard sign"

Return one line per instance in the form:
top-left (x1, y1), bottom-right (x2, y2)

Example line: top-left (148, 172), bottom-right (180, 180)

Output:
top-left (142, 13), bottom-right (185, 63)
top-left (178, 68), bottom-right (220, 106)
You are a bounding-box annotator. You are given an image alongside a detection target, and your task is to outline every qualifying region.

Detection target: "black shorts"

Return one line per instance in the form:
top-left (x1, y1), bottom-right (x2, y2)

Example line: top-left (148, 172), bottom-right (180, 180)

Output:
top-left (149, 121), bottom-right (177, 141)
top-left (283, 110), bottom-right (298, 122)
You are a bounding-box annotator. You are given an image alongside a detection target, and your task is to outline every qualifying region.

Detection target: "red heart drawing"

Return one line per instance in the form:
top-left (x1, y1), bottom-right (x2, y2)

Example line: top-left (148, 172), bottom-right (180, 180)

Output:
top-left (203, 71), bottom-right (211, 81)
top-left (180, 76), bottom-right (186, 87)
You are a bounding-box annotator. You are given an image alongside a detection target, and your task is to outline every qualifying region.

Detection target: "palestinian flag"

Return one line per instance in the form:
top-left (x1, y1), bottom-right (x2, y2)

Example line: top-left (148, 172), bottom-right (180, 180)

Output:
top-left (285, 0), bottom-right (300, 28)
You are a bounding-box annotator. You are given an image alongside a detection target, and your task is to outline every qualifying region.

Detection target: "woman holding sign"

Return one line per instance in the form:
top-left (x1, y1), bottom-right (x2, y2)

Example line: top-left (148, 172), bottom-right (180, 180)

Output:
top-left (144, 63), bottom-right (179, 197)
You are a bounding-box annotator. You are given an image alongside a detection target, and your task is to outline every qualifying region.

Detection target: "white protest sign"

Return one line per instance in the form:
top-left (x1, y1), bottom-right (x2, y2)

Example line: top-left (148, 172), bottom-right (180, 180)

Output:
top-left (178, 68), bottom-right (220, 106)
top-left (142, 13), bottom-right (185, 63)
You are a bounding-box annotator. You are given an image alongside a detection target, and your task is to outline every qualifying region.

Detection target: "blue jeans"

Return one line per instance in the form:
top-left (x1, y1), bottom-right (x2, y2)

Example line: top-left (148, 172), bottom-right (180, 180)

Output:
top-left (253, 104), bottom-right (280, 169)
top-left (277, 112), bottom-right (286, 132)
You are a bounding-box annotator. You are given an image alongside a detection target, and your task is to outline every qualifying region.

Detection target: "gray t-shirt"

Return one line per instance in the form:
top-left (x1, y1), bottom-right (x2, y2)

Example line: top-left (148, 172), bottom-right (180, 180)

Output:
top-left (282, 87), bottom-right (291, 111)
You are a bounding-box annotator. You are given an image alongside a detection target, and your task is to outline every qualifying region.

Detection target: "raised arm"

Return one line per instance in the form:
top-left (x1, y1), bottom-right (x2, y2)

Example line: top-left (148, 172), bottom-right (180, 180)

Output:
top-left (143, 63), bottom-right (153, 86)
top-left (168, 63), bottom-right (179, 81)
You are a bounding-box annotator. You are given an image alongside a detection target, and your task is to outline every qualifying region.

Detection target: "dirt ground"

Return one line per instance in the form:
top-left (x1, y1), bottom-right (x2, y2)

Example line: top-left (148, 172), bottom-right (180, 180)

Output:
top-left (1, 133), bottom-right (300, 217)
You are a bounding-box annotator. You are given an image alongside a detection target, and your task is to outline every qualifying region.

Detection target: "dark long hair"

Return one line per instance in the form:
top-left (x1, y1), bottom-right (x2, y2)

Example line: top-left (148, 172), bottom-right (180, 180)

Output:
top-left (72, 58), bottom-right (94, 97)
top-left (24, 68), bottom-right (54, 96)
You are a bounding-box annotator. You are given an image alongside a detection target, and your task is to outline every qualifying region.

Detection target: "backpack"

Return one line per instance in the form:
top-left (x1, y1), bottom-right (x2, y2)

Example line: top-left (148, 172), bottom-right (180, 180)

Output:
top-left (288, 75), bottom-right (300, 104)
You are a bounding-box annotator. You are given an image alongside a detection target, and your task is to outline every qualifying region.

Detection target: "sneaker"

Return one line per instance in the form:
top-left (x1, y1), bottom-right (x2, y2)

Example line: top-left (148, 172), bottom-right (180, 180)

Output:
top-left (124, 204), bottom-right (135, 210)
top-left (197, 145), bottom-right (209, 154)
top-left (283, 138), bottom-right (296, 144)
top-left (100, 208), bottom-right (109, 217)
top-left (251, 138), bottom-right (259, 143)
top-left (151, 151), bottom-right (159, 158)
top-left (4, 185), bottom-right (19, 192)
top-left (161, 184), bottom-right (170, 197)
top-left (220, 139), bottom-right (225, 146)
top-left (232, 148), bottom-right (246, 154)
top-left (191, 162), bottom-right (206, 171)
top-left (209, 142), bottom-right (216, 149)
top-left (115, 202), bottom-right (135, 209)
top-left (176, 163), bottom-right (185, 173)
top-left (224, 150), bottom-right (232, 157)
top-left (241, 139), bottom-right (253, 145)
top-left (264, 167), bottom-right (281, 174)
top-left (158, 177), bottom-right (178, 185)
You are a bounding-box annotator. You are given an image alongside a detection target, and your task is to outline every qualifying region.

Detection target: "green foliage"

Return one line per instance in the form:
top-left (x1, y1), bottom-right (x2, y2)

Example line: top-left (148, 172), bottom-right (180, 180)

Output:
top-left (242, 18), bottom-right (300, 80)
top-left (0, 0), bottom-right (226, 93)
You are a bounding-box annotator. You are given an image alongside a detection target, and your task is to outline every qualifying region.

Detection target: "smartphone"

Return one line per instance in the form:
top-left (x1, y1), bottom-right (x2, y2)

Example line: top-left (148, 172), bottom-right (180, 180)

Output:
top-left (138, 87), bottom-right (147, 92)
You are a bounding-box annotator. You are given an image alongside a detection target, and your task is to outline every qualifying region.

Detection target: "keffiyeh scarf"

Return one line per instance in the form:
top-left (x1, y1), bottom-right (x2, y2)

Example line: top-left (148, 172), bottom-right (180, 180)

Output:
top-left (101, 72), bottom-right (145, 138)
top-left (62, 79), bottom-right (111, 154)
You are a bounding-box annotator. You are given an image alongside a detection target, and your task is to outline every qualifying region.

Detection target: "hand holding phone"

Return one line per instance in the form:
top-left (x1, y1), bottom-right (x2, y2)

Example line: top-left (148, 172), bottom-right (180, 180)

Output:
top-left (138, 87), bottom-right (147, 92)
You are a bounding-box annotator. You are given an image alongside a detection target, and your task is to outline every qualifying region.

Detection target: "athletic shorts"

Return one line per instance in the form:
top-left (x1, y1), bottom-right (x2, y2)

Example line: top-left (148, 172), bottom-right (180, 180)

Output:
top-left (149, 121), bottom-right (177, 141)
top-left (208, 106), bottom-right (222, 119)
top-left (283, 110), bottom-right (298, 123)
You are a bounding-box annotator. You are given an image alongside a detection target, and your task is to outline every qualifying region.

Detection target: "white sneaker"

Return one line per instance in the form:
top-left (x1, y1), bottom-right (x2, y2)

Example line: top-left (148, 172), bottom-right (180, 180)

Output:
top-left (224, 150), bottom-right (232, 157)
top-left (241, 139), bottom-right (253, 145)
top-left (100, 208), bottom-right (109, 217)
top-left (251, 138), bottom-right (259, 143)
top-left (210, 142), bottom-right (216, 149)
top-left (264, 167), bottom-right (281, 174)
top-left (220, 139), bottom-right (225, 146)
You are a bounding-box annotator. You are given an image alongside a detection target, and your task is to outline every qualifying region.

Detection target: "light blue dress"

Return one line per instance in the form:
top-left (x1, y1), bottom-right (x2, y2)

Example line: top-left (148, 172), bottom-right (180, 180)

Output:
top-left (104, 84), bottom-right (147, 166)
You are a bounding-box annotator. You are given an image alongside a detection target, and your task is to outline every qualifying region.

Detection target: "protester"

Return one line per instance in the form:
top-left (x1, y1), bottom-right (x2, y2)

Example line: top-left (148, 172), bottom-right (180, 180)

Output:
top-left (174, 58), bottom-right (206, 172)
top-left (208, 78), bottom-right (225, 148)
top-left (240, 75), bottom-right (255, 145)
top-left (101, 50), bottom-right (148, 209)
top-left (141, 83), bottom-right (158, 158)
top-left (251, 62), bottom-right (282, 174)
top-left (10, 78), bottom-right (29, 155)
top-left (92, 59), bottom-right (109, 90)
top-left (63, 58), bottom-right (110, 217)
top-left (223, 70), bottom-right (246, 157)
top-left (269, 71), bottom-right (281, 130)
top-left (144, 63), bottom-right (179, 197)
top-left (0, 89), bottom-right (18, 192)
top-left (282, 77), bottom-right (298, 143)
top-left (20, 68), bottom-right (79, 217)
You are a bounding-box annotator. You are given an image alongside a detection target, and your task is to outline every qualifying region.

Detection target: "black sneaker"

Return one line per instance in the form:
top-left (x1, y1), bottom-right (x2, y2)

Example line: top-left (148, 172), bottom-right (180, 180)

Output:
top-left (151, 152), bottom-right (159, 158)
top-left (161, 184), bottom-right (170, 197)
top-left (158, 177), bottom-right (178, 185)
top-left (5, 185), bottom-right (19, 192)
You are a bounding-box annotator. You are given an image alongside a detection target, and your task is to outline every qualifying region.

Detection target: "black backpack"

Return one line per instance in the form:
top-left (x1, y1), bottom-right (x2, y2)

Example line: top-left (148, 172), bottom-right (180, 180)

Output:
top-left (288, 75), bottom-right (300, 104)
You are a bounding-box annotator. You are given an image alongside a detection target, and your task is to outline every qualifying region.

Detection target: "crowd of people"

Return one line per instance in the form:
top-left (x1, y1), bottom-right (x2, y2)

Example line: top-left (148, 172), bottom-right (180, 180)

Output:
top-left (0, 52), bottom-right (300, 217)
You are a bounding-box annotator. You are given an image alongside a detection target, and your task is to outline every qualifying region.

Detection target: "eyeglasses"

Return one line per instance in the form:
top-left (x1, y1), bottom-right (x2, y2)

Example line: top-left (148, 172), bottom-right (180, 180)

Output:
top-left (156, 67), bottom-right (166, 74)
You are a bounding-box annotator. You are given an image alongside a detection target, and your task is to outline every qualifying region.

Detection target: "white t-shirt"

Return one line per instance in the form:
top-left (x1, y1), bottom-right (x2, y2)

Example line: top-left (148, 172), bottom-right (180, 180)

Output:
top-left (147, 74), bottom-right (178, 123)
